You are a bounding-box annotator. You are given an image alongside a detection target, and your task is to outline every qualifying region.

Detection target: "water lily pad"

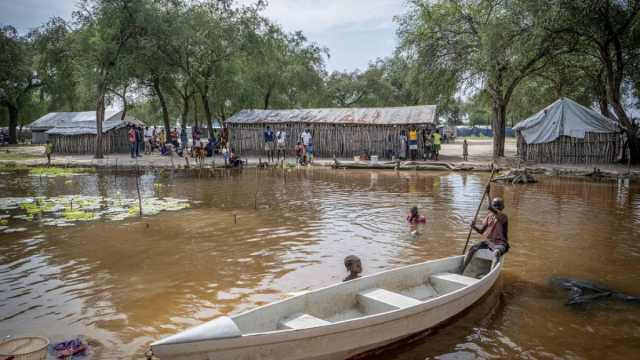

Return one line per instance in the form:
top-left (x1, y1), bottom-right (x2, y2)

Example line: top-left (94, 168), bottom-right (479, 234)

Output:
top-left (29, 167), bottom-right (96, 177)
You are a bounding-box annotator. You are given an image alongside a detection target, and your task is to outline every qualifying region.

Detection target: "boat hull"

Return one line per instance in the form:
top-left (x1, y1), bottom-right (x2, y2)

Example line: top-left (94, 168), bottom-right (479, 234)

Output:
top-left (152, 256), bottom-right (502, 360)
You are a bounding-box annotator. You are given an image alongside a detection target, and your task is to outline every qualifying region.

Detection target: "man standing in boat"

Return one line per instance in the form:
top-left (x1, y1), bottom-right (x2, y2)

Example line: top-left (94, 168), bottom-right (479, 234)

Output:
top-left (461, 191), bottom-right (509, 272)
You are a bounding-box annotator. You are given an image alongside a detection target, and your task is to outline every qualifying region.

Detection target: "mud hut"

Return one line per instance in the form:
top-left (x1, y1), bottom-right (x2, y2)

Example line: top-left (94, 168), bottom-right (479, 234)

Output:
top-left (33, 111), bottom-right (143, 154)
top-left (514, 98), bottom-right (622, 164)
top-left (226, 106), bottom-right (437, 158)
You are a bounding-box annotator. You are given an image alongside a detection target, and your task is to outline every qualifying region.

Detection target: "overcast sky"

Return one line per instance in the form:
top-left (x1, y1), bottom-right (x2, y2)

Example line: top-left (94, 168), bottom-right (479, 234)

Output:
top-left (0, 0), bottom-right (405, 72)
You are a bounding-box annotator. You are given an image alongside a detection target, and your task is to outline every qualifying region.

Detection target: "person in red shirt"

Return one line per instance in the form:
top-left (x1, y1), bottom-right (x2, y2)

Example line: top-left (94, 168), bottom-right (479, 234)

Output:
top-left (295, 141), bottom-right (305, 165)
top-left (406, 206), bottom-right (426, 224)
top-left (127, 126), bottom-right (136, 158)
top-left (460, 192), bottom-right (509, 272)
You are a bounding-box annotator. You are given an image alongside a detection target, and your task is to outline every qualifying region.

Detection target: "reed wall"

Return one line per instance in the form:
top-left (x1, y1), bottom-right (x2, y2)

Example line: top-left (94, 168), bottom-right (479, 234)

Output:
top-left (228, 123), bottom-right (436, 158)
top-left (50, 128), bottom-right (131, 154)
top-left (517, 132), bottom-right (622, 164)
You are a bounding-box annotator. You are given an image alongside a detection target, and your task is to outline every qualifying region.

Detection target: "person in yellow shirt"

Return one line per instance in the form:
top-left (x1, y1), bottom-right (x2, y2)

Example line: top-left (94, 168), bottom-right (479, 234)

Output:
top-left (432, 129), bottom-right (442, 160)
top-left (408, 128), bottom-right (418, 160)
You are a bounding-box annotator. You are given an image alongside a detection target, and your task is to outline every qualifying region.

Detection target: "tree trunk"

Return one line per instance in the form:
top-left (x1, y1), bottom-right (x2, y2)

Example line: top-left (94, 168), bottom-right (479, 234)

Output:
top-left (491, 100), bottom-right (507, 158)
top-left (627, 129), bottom-right (640, 164)
top-left (193, 96), bottom-right (199, 128)
top-left (8, 105), bottom-right (18, 145)
top-left (95, 95), bottom-right (105, 159)
top-left (153, 78), bottom-right (171, 136)
top-left (264, 86), bottom-right (272, 110)
top-left (181, 94), bottom-right (190, 133)
top-left (201, 92), bottom-right (214, 139)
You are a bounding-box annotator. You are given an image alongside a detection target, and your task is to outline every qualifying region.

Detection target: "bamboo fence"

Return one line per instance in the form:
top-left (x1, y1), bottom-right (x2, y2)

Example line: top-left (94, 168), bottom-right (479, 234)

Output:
top-left (227, 123), bottom-right (435, 159)
top-left (50, 128), bottom-right (131, 154)
top-left (517, 132), bottom-right (622, 164)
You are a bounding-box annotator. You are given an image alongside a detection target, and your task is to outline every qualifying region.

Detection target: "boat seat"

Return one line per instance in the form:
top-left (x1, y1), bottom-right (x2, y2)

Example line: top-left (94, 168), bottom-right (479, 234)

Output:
top-left (358, 288), bottom-right (423, 315)
top-left (474, 249), bottom-right (495, 261)
top-left (401, 283), bottom-right (438, 301)
top-left (279, 313), bottom-right (331, 330)
top-left (430, 273), bottom-right (479, 294)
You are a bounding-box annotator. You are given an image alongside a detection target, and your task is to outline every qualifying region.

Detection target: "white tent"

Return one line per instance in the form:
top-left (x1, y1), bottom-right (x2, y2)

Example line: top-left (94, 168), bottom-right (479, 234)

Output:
top-left (513, 98), bottom-right (620, 144)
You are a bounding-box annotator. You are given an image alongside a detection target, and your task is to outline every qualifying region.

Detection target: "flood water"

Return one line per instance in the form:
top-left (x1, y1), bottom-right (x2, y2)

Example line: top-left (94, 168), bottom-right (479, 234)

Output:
top-left (1, 168), bottom-right (639, 359)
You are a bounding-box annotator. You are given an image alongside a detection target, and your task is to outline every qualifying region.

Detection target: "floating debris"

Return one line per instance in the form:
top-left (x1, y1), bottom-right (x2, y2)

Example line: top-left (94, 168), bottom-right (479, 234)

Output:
top-left (493, 169), bottom-right (537, 184)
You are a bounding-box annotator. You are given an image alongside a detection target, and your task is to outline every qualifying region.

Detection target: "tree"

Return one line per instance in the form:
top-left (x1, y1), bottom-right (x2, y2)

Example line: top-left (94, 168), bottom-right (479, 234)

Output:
top-left (398, 0), bottom-right (568, 157)
top-left (549, 0), bottom-right (640, 163)
top-left (74, 0), bottom-right (144, 158)
top-left (0, 26), bottom-right (41, 144)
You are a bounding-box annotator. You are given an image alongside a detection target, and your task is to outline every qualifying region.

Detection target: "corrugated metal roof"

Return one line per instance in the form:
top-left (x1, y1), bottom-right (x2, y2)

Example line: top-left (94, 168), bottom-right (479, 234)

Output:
top-left (30, 111), bottom-right (122, 130)
top-left (226, 106), bottom-right (437, 125)
top-left (45, 115), bottom-right (144, 136)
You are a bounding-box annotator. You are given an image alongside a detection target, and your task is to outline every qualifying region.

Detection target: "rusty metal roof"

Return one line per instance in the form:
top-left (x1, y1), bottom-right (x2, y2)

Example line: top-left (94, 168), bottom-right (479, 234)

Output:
top-left (226, 106), bottom-right (437, 125)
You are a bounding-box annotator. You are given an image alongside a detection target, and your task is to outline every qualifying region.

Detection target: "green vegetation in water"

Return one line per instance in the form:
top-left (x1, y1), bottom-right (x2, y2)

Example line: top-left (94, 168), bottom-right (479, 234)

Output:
top-left (29, 167), bottom-right (96, 177)
top-left (63, 210), bottom-right (96, 221)
top-left (0, 195), bottom-right (190, 231)
top-left (0, 219), bottom-right (8, 226)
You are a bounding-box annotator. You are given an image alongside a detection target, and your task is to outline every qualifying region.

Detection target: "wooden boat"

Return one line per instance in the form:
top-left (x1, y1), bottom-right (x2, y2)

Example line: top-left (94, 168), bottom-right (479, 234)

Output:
top-left (151, 250), bottom-right (502, 360)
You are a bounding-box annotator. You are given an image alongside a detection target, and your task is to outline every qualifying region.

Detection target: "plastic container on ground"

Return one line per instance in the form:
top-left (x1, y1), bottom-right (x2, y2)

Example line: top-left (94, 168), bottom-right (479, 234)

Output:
top-left (0, 337), bottom-right (49, 360)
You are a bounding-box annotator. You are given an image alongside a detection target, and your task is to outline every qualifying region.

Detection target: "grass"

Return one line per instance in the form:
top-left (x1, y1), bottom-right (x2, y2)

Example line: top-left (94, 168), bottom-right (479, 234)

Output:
top-left (0, 151), bottom-right (40, 161)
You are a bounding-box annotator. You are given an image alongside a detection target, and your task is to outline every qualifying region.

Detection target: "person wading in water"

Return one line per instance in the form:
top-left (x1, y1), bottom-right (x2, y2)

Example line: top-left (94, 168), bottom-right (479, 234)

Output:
top-left (460, 190), bottom-right (509, 273)
top-left (343, 255), bottom-right (362, 282)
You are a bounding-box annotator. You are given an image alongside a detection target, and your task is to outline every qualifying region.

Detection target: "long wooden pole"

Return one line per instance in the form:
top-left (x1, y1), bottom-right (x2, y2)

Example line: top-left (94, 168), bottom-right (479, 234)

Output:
top-left (462, 167), bottom-right (496, 254)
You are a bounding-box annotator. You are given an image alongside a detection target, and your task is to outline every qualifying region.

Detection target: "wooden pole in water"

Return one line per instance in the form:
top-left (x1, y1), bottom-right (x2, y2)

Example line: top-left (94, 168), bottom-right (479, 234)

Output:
top-left (135, 158), bottom-right (143, 217)
top-left (462, 167), bottom-right (496, 254)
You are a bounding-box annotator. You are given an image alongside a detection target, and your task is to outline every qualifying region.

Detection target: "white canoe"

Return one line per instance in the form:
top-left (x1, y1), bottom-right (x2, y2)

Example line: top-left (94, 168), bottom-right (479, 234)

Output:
top-left (151, 250), bottom-right (502, 360)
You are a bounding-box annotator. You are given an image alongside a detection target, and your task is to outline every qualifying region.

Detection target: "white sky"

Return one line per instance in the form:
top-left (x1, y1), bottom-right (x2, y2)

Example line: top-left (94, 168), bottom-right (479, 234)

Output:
top-left (0, 0), bottom-right (405, 72)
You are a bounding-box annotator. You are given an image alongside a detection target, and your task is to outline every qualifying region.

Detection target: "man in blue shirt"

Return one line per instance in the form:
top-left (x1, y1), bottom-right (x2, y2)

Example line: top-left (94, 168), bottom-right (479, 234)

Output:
top-left (264, 126), bottom-right (275, 162)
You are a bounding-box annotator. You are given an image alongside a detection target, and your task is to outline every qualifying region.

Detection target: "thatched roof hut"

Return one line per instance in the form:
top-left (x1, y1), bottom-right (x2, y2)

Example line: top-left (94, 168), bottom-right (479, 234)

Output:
top-left (513, 98), bottom-right (622, 164)
top-left (226, 105), bottom-right (437, 158)
top-left (31, 111), bottom-right (143, 154)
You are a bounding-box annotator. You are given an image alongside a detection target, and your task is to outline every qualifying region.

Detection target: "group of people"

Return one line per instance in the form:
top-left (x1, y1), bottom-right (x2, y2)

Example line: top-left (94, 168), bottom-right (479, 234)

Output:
top-left (126, 125), bottom-right (226, 159)
top-left (399, 128), bottom-right (443, 161)
top-left (263, 126), bottom-right (314, 165)
top-left (343, 185), bottom-right (509, 281)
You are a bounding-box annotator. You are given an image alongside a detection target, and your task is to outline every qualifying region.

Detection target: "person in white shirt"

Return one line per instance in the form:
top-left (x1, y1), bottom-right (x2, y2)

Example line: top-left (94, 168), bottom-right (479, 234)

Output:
top-left (300, 129), bottom-right (313, 163)
top-left (276, 130), bottom-right (287, 161)
top-left (144, 126), bottom-right (152, 154)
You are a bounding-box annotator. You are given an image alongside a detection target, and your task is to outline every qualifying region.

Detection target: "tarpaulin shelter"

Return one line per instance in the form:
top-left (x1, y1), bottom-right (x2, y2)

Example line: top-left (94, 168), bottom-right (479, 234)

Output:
top-left (226, 106), bottom-right (437, 158)
top-left (513, 98), bottom-right (622, 163)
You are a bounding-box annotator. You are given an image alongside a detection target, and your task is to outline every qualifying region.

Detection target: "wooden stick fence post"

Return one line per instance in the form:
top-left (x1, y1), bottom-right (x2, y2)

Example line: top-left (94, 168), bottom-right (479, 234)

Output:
top-left (135, 158), bottom-right (143, 217)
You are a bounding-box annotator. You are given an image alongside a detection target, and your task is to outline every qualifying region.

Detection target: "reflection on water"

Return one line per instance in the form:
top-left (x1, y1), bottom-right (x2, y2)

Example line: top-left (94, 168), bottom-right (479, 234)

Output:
top-left (1, 169), bottom-right (639, 359)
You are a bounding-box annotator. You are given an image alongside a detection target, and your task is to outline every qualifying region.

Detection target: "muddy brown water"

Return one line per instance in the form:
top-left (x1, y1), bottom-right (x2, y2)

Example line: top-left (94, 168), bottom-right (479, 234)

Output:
top-left (1, 169), bottom-right (639, 359)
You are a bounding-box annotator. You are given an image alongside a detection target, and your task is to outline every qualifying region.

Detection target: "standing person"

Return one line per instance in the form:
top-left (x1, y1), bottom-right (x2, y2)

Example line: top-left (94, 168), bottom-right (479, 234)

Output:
top-left (45, 140), bottom-right (53, 166)
top-left (192, 125), bottom-right (199, 152)
top-left (222, 145), bottom-right (229, 166)
top-left (460, 193), bottom-right (509, 273)
top-left (144, 126), bottom-right (152, 155)
top-left (462, 138), bottom-right (469, 161)
top-left (408, 127), bottom-right (418, 161)
top-left (263, 126), bottom-right (275, 163)
top-left (170, 128), bottom-right (178, 148)
top-left (135, 126), bottom-right (143, 157)
top-left (300, 129), bottom-right (312, 162)
top-left (275, 129), bottom-right (287, 162)
top-left (406, 206), bottom-right (426, 224)
top-left (431, 129), bottom-right (442, 161)
top-left (306, 142), bottom-right (314, 163)
top-left (180, 127), bottom-right (188, 153)
top-left (399, 131), bottom-right (407, 160)
top-left (127, 126), bottom-right (137, 158)
top-left (159, 128), bottom-right (166, 154)
top-left (295, 141), bottom-right (305, 165)
top-left (423, 131), bottom-right (433, 160)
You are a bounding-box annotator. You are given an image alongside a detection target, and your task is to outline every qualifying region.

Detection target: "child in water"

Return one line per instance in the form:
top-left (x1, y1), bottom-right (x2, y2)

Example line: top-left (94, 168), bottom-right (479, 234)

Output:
top-left (407, 206), bottom-right (426, 224)
top-left (343, 255), bottom-right (362, 282)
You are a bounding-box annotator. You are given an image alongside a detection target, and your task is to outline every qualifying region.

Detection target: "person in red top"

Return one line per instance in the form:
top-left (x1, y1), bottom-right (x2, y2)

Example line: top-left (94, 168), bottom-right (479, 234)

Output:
top-left (406, 206), bottom-right (426, 224)
top-left (460, 190), bottom-right (509, 272)
top-left (127, 126), bottom-right (137, 158)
